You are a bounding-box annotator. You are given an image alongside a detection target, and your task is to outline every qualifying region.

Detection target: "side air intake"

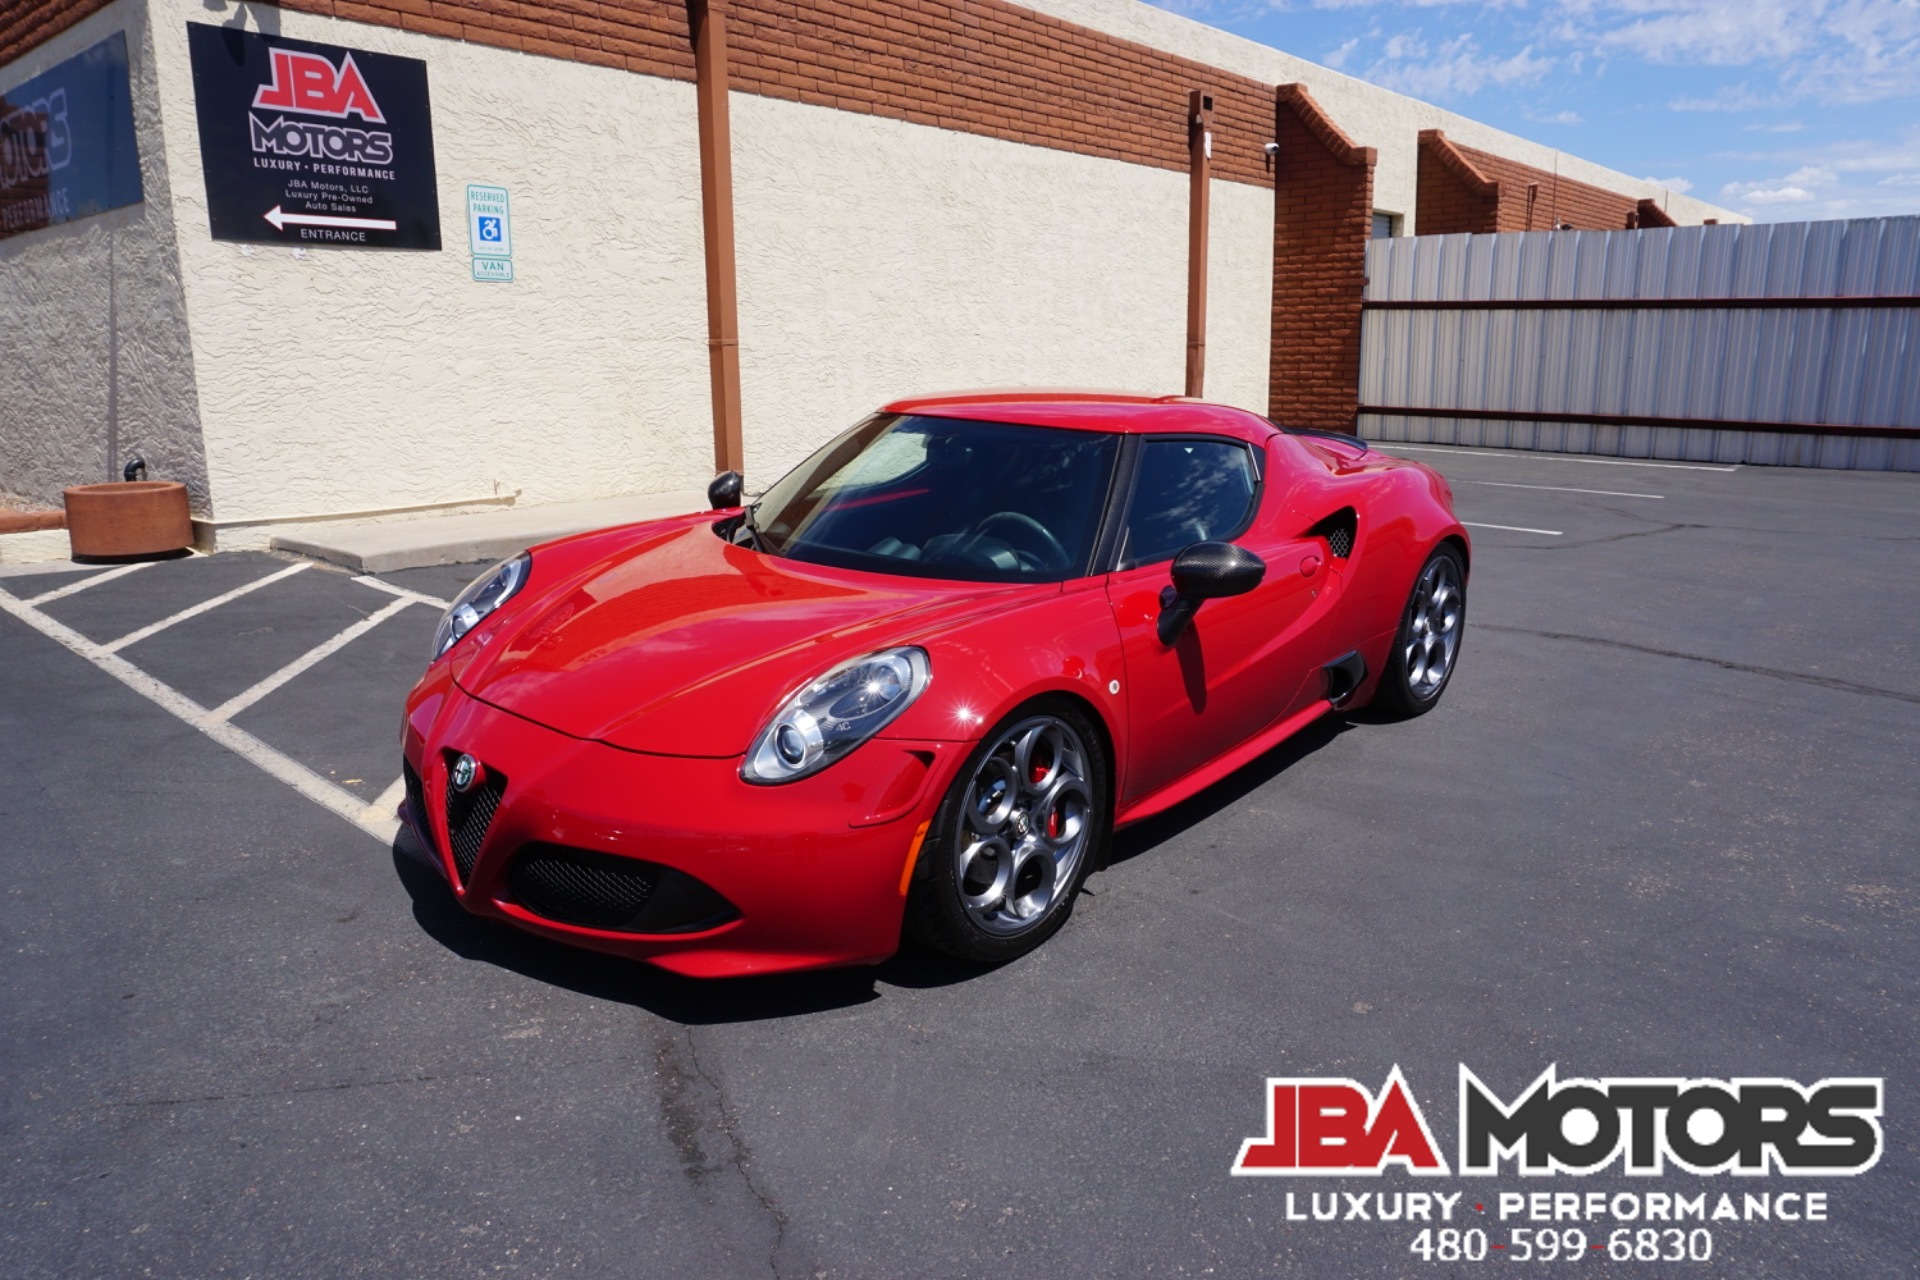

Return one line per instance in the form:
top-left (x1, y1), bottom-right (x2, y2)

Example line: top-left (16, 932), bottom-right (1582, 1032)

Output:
top-left (1307, 508), bottom-right (1357, 560)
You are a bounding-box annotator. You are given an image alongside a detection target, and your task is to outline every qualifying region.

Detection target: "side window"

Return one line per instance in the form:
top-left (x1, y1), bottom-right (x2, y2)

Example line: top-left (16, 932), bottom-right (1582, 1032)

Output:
top-left (1122, 438), bottom-right (1260, 567)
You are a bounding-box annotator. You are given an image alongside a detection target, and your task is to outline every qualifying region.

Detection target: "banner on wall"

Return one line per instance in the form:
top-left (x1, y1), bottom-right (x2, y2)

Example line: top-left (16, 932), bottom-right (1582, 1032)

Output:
top-left (0, 31), bottom-right (143, 243)
top-left (185, 23), bottom-right (440, 249)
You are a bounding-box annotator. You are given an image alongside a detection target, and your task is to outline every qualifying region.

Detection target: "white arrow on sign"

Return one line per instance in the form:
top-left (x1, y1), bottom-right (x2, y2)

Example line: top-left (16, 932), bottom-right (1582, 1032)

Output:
top-left (263, 204), bottom-right (397, 232)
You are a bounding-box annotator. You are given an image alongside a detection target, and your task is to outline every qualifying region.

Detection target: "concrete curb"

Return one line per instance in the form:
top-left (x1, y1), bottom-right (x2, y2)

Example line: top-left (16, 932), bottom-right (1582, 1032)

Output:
top-left (270, 490), bottom-right (711, 573)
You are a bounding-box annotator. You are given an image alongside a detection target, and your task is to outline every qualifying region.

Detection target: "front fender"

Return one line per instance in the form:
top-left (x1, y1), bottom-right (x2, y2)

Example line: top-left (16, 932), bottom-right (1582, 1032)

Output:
top-left (877, 579), bottom-right (1129, 783)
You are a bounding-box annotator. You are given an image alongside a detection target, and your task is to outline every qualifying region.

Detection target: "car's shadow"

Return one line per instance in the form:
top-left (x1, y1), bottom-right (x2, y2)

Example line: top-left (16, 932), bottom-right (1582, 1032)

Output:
top-left (391, 838), bottom-right (987, 1025)
top-left (393, 708), bottom-right (1371, 1025)
top-left (1104, 709), bottom-right (1364, 867)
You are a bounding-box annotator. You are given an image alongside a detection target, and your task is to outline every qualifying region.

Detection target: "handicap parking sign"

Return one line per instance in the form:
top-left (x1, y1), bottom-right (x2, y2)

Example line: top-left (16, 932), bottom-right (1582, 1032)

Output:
top-left (465, 184), bottom-right (512, 276)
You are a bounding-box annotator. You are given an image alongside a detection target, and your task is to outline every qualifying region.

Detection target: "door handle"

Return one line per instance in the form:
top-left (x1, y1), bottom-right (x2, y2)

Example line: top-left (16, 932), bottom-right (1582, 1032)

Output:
top-left (1299, 553), bottom-right (1322, 578)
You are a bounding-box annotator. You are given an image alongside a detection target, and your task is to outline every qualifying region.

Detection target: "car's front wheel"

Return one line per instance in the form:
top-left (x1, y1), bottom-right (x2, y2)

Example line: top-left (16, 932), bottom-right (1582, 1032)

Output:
top-left (904, 701), bottom-right (1110, 963)
top-left (1373, 543), bottom-right (1466, 717)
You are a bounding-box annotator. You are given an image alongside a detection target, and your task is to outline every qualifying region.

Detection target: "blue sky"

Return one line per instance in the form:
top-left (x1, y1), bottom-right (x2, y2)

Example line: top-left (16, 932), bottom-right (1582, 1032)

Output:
top-left (1147, 0), bottom-right (1920, 223)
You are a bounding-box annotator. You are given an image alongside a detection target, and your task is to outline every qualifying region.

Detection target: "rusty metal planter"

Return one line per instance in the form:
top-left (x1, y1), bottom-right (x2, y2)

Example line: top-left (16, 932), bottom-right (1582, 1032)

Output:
top-left (62, 482), bottom-right (193, 558)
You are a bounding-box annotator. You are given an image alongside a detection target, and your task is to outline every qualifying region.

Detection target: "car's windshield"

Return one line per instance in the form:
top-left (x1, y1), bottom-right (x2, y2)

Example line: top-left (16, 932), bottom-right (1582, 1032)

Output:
top-left (749, 414), bottom-right (1119, 582)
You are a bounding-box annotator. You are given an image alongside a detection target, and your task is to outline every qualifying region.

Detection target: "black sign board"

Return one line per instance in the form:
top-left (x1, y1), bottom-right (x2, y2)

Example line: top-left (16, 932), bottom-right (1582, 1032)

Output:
top-left (186, 23), bottom-right (439, 249)
top-left (0, 32), bottom-right (143, 243)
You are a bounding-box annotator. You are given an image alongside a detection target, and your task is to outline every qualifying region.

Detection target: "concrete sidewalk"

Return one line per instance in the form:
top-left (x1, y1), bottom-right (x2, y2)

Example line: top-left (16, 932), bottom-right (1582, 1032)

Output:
top-left (0, 490), bottom-right (712, 574)
top-left (269, 490), bottom-right (709, 573)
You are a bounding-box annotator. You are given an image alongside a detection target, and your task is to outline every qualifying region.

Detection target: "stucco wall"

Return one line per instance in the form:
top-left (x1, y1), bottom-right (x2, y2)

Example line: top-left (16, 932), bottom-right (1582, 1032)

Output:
top-left (0, 0), bottom-right (208, 514)
top-left (142, 0), bottom-right (713, 521)
top-left (1024, 0), bottom-right (1742, 231)
top-left (731, 93), bottom-right (1275, 483)
top-left (12, 0), bottom-right (1732, 534)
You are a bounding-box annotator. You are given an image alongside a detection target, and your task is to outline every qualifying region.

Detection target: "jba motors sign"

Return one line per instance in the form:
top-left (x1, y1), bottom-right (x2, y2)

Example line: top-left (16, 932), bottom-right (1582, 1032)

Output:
top-left (0, 32), bottom-right (142, 242)
top-left (185, 24), bottom-right (439, 248)
top-left (1233, 1066), bottom-right (1883, 1177)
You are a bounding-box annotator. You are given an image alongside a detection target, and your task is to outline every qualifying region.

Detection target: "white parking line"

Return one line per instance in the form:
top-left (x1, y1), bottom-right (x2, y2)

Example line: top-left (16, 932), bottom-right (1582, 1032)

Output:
top-left (202, 596), bottom-right (415, 725)
top-left (363, 775), bottom-right (409, 828)
top-left (352, 574), bottom-right (451, 610)
top-left (1378, 444), bottom-right (1738, 473)
top-left (1463, 480), bottom-right (1664, 500)
top-left (1462, 521), bottom-right (1564, 536)
top-left (24, 561), bottom-right (154, 606)
top-left (100, 562), bottom-right (309, 654)
top-left (0, 584), bottom-right (398, 845)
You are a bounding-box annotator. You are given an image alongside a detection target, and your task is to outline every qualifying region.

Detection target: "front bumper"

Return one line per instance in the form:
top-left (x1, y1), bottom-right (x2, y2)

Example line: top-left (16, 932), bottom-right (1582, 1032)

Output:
top-left (402, 665), bottom-right (958, 977)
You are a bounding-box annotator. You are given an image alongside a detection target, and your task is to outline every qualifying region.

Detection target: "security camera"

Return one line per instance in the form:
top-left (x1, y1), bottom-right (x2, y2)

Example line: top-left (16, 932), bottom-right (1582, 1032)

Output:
top-left (1263, 141), bottom-right (1281, 156)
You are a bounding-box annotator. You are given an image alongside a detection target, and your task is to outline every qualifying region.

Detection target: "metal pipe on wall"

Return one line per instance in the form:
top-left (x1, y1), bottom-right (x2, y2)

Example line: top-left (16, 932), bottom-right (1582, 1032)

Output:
top-left (1184, 89), bottom-right (1212, 399)
top-left (693, 0), bottom-right (745, 477)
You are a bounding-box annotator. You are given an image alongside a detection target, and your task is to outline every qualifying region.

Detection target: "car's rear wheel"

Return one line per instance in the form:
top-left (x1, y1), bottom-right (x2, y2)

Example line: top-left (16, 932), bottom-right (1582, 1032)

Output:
top-left (904, 701), bottom-right (1110, 963)
top-left (1374, 544), bottom-right (1466, 718)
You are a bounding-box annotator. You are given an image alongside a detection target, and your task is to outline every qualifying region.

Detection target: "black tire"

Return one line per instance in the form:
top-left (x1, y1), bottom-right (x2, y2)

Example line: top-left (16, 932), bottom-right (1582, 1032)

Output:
top-left (1372, 544), bottom-right (1467, 719)
top-left (904, 698), bottom-right (1111, 963)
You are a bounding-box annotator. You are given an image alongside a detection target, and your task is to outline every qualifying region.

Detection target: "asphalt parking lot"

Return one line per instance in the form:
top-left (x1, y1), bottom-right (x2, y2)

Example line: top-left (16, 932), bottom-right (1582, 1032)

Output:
top-left (3, 447), bottom-right (1916, 1278)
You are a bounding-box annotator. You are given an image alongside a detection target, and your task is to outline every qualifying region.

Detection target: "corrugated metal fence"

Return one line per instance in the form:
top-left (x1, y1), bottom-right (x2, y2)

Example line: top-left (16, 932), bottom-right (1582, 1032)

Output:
top-left (1358, 216), bottom-right (1920, 471)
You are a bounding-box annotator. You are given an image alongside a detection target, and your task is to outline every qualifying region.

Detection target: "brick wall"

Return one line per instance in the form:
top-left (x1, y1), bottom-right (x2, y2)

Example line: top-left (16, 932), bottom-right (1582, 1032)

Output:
top-left (0, 0), bottom-right (113, 67)
top-left (1268, 83), bottom-right (1373, 434)
top-left (1633, 198), bottom-right (1677, 228)
top-left (1415, 128), bottom-right (1667, 234)
top-left (4, 0), bottom-right (1281, 191)
top-left (723, 0), bottom-right (1278, 188)
top-left (1414, 129), bottom-right (1498, 236)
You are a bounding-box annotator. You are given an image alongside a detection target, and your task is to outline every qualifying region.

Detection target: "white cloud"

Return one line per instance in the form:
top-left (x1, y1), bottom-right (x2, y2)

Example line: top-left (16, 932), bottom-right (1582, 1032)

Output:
top-left (1706, 124), bottom-right (1920, 218)
top-left (1642, 175), bottom-right (1696, 193)
top-left (1562, 0), bottom-right (1920, 107)
top-left (1163, 1), bottom-right (1920, 106)
top-left (1737, 185), bottom-right (1815, 203)
top-left (1781, 165), bottom-right (1837, 186)
top-left (1596, 1), bottom-right (1805, 65)
top-left (1531, 109), bottom-right (1586, 124)
top-left (1381, 32), bottom-right (1427, 60)
top-left (1668, 84), bottom-right (1776, 112)
top-left (1359, 32), bottom-right (1554, 98)
top-left (1323, 36), bottom-right (1362, 69)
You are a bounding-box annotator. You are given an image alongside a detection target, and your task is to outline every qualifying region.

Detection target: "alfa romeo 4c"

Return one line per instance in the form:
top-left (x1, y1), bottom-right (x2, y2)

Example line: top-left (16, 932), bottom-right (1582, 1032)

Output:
top-left (400, 392), bottom-right (1469, 976)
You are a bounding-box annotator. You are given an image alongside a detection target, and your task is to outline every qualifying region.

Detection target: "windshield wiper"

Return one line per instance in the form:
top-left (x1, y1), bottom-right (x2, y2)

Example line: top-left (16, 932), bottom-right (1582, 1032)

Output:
top-left (735, 501), bottom-right (772, 553)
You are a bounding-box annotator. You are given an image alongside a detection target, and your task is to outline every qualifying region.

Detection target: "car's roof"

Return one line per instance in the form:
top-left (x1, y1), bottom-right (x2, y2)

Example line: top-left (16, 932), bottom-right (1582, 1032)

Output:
top-left (882, 389), bottom-right (1280, 437)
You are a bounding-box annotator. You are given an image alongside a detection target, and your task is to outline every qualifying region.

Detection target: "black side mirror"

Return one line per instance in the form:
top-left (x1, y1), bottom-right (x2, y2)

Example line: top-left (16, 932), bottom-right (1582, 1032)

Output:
top-left (1157, 541), bottom-right (1265, 645)
top-left (708, 470), bottom-right (743, 510)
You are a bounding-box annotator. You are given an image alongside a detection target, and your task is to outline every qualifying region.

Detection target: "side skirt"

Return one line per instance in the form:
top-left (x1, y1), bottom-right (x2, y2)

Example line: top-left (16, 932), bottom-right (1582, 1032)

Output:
top-left (1114, 700), bottom-right (1333, 828)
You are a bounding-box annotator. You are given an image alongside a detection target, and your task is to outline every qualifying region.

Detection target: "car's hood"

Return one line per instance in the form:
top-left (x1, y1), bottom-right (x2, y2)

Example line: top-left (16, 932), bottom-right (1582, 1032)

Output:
top-left (455, 521), bottom-right (1041, 755)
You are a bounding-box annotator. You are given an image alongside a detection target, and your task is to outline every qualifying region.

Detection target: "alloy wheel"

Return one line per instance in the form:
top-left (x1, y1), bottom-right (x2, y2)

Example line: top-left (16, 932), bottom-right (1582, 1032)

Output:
top-left (1405, 554), bottom-right (1463, 699)
top-left (952, 715), bottom-right (1093, 936)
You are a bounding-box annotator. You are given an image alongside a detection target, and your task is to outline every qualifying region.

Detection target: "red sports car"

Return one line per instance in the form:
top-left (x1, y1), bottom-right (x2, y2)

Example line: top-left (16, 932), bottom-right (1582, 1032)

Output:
top-left (400, 392), bottom-right (1468, 977)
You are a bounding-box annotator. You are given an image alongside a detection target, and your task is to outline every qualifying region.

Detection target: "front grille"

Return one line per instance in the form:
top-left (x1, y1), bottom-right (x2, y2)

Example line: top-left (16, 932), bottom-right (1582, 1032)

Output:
top-left (402, 760), bottom-right (428, 842)
top-left (507, 844), bottom-right (739, 934)
top-left (444, 763), bottom-right (507, 885)
top-left (509, 846), bottom-right (658, 928)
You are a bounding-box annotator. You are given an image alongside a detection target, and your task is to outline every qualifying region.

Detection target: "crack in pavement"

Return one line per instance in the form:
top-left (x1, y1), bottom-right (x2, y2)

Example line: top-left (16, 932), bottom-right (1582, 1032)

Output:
top-left (656, 1027), bottom-right (795, 1279)
top-left (102, 1065), bottom-right (506, 1108)
top-left (1507, 520), bottom-right (1701, 550)
top-left (1480, 624), bottom-right (1920, 706)
top-left (98, 1051), bottom-right (659, 1108)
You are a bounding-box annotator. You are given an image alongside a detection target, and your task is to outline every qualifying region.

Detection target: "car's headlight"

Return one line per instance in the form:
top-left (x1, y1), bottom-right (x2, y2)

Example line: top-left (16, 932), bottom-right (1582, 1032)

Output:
top-left (430, 553), bottom-right (531, 660)
top-left (743, 647), bottom-right (931, 784)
